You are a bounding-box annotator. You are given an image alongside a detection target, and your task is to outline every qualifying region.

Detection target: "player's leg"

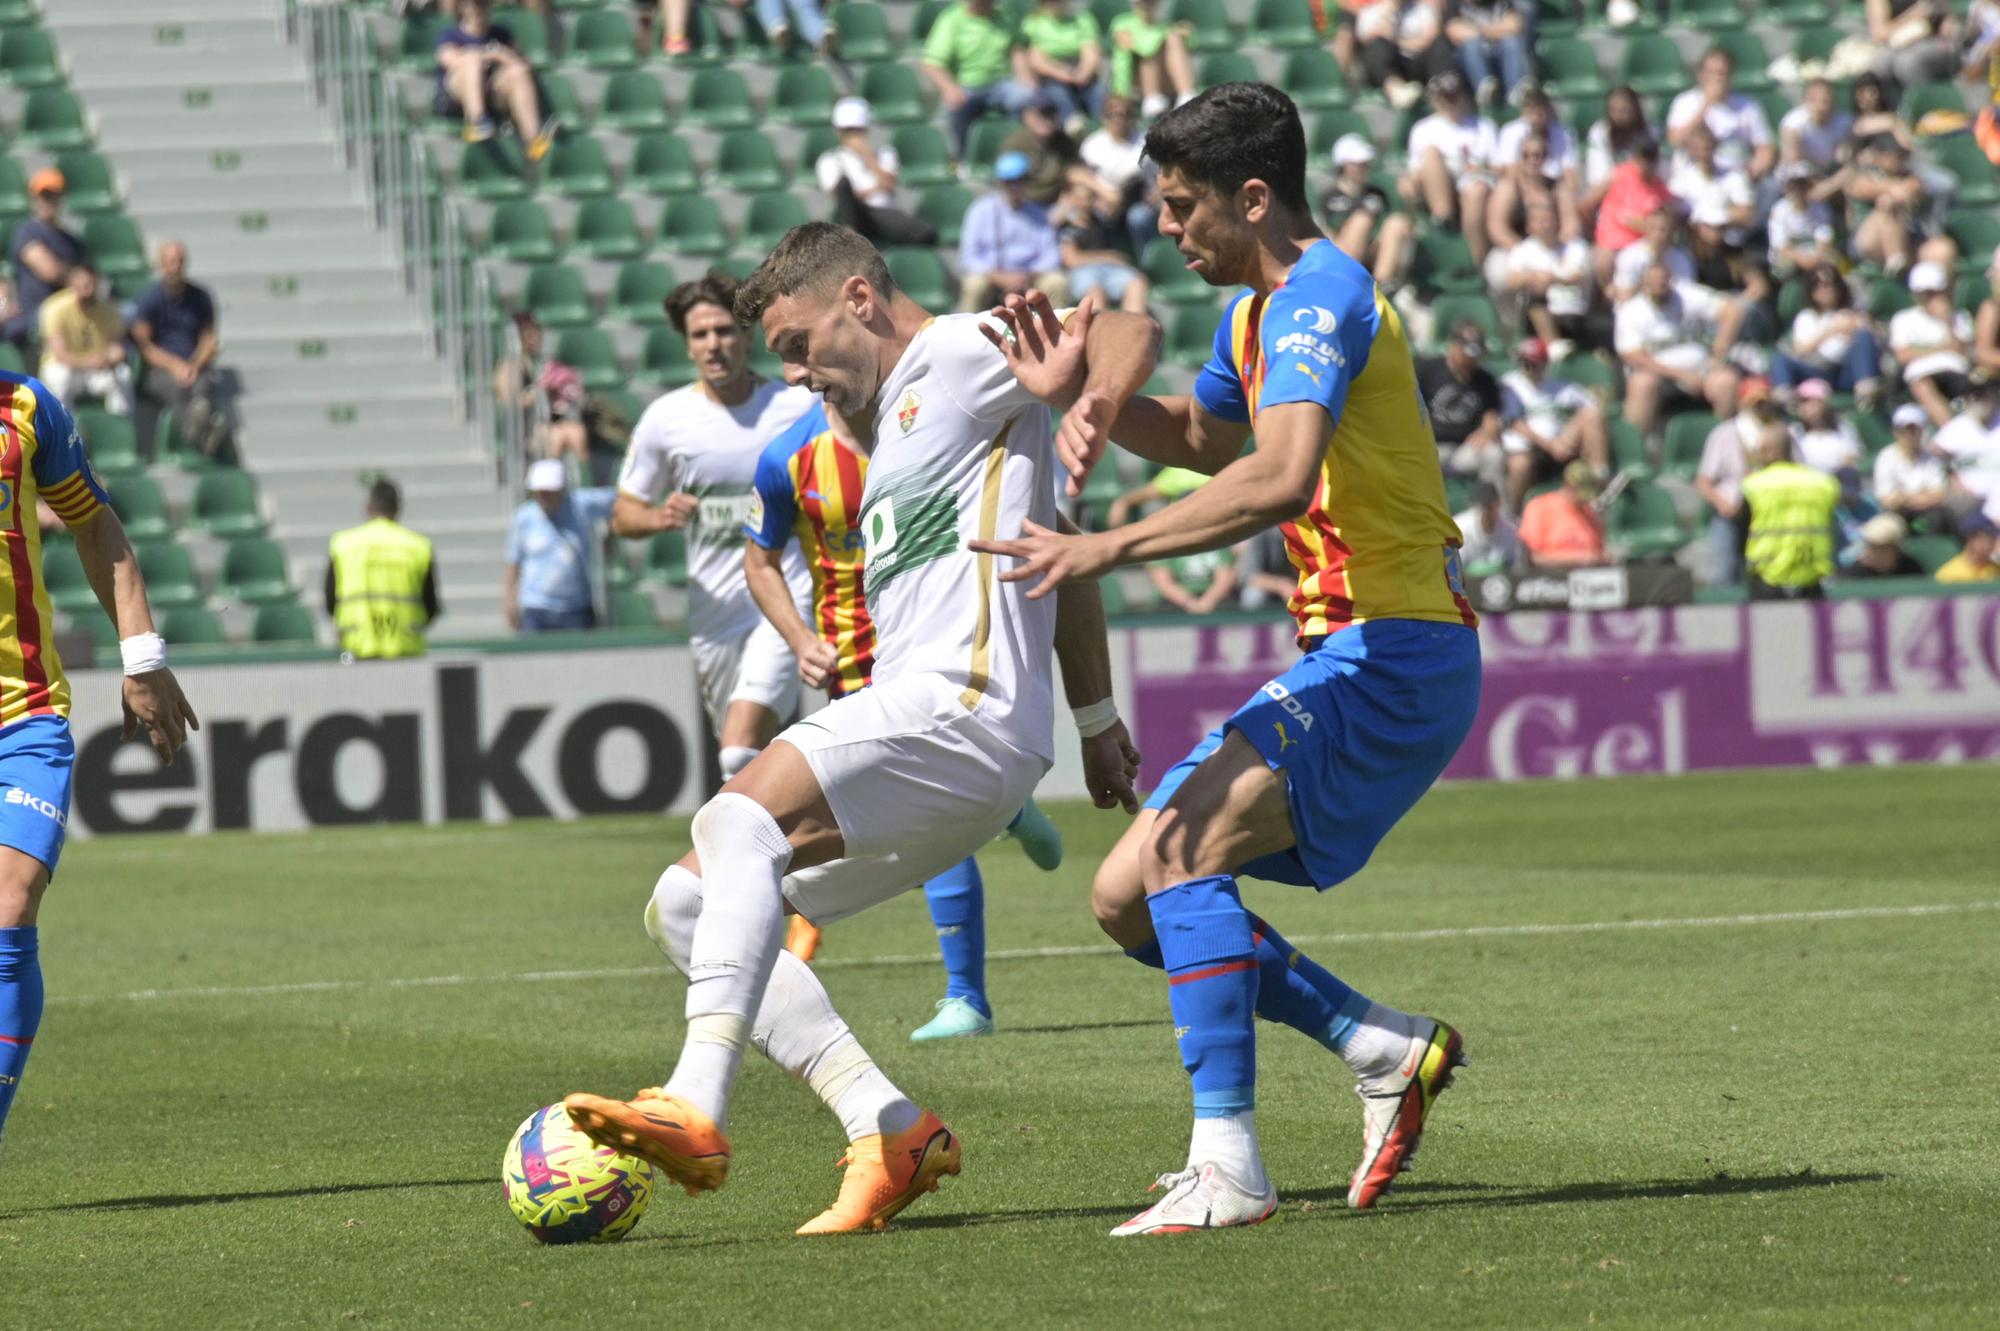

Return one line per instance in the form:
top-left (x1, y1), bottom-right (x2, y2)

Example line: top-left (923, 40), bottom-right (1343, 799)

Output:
top-left (0, 716), bottom-right (74, 1156)
top-left (717, 617), bottom-right (799, 780)
top-left (717, 701), bottom-right (781, 779)
top-left (911, 857), bottom-right (992, 1041)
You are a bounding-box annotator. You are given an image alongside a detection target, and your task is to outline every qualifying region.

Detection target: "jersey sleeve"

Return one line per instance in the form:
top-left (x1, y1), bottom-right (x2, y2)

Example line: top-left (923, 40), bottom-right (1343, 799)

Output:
top-left (933, 313), bottom-right (1048, 419)
top-left (28, 382), bottom-right (109, 525)
top-left (616, 409), bottom-right (672, 503)
top-left (1191, 292), bottom-right (1251, 424)
top-left (1253, 273), bottom-right (1379, 427)
top-left (745, 436), bottom-right (801, 550)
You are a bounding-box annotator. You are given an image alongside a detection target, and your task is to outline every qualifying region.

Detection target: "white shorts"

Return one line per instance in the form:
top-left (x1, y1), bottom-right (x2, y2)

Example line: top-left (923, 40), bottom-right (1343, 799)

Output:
top-left (777, 672), bottom-right (1050, 925)
top-left (691, 619), bottom-right (800, 734)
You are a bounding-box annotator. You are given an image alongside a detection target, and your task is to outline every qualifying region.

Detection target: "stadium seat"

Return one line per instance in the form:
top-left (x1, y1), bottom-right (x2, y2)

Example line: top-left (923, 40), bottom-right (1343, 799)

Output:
top-left (858, 62), bottom-right (930, 123)
top-left (21, 89), bottom-right (91, 151)
top-left (82, 214), bottom-right (148, 289)
top-left (629, 132), bottom-right (701, 194)
top-left (797, 125), bottom-right (841, 170)
top-left (1429, 293), bottom-right (1504, 350)
top-left (883, 247), bottom-right (954, 310)
top-left (555, 327), bottom-right (623, 389)
top-left (159, 606), bottom-right (227, 646)
top-left (74, 408), bottom-right (141, 474)
top-left (683, 68), bottom-right (757, 129)
top-left (107, 473), bottom-right (172, 542)
top-left (648, 529), bottom-right (690, 585)
top-left (524, 262), bottom-right (594, 326)
top-left (397, 14), bottom-right (448, 72)
top-left (135, 542), bottom-right (205, 610)
top-left (1409, 228), bottom-right (1484, 296)
top-left (964, 118), bottom-right (1014, 180)
top-left (891, 124), bottom-right (956, 186)
top-left (1166, 0), bottom-right (1235, 52)
top-left (1282, 48), bottom-right (1351, 110)
top-left (1529, 0), bottom-right (1581, 37)
top-left (598, 69), bottom-right (671, 131)
top-left (713, 128), bottom-right (788, 190)
top-left (457, 140), bottom-right (532, 199)
top-left (546, 135), bottom-right (615, 196)
top-left (1538, 36), bottom-right (1605, 100)
top-left (1554, 354), bottom-right (1619, 400)
top-left (741, 190), bottom-right (809, 250)
top-left (1766, 0), bottom-right (1830, 22)
top-left (1196, 52), bottom-right (1259, 90)
top-left (643, 327), bottom-right (697, 385)
top-left (1166, 304), bottom-right (1222, 368)
top-left (571, 8), bottom-right (639, 68)
top-left (1671, 0), bottom-right (1747, 28)
top-left (1309, 107), bottom-right (1373, 158)
top-left (0, 28), bottom-right (63, 88)
top-left (189, 467), bottom-right (266, 539)
top-left (1905, 533), bottom-right (1958, 573)
top-left (491, 7), bottom-right (551, 64)
top-left (219, 537), bottom-right (294, 605)
top-left (488, 199), bottom-right (560, 261)
top-left (918, 183), bottom-right (975, 246)
top-left (1142, 236), bottom-right (1217, 306)
top-left (1710, 31), bottom-right (1772, 92)
top-left (1609, 480), bottom-right (1687, 559)
top-left (1617, 35), bottom-right (1687, 98)
top-left (911, 0), bottom-right (955, 43)
top-left (657, 195), bottom-right (730, 256)
top-left (1947, 208), bottom-right (2000, 273)
top-left (570, 196), bottom-right (645, 259)
top-left (53, 151), bottom-right (118, 213)
top-left (1866, 275), bottom-right (1914, 321)
top-left (611, 260), bottom-right (676, 323)
top-left (829, 4), bottom-right (897, 62)
top-left (1900, 81), bottom-right (1967, 128)
top-left (1931, 136), bottom-right (1999, 206)
top-left (1609, 418), bottom-right (1651, 477)
top-left (156, 410), bottom-right (215, 471)
top-left (1250, 0), bottom-right (1322, 48)
top-left (668, 5), bottom-right (731, 64)
top-left (536, 71), bottom-right (587, 129)
top-left (773, 64), bottom-right (839, 126)
top-left (40, 539), bottom-right (97, 614)
top-left (605, 587), bottom-right (656, 627)
top-left (253, 602), bottom-right (318, 644)
top-left (1663, 412), bottom-right (1717, 479)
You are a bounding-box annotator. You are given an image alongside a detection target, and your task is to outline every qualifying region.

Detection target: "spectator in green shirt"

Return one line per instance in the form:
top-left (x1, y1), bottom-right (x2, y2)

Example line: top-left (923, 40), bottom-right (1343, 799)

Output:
top-left (1107, 0), bottom-right (1195, 118)
top-left (922, 0), bottom-right (1035, 160)
top-left (1019, 0), bottom-right (1105, 125)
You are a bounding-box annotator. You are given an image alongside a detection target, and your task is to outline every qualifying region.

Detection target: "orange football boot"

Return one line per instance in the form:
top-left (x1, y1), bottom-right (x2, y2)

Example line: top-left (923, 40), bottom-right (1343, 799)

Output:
top-left (562, 1088), bottom-right (731, 1196)
top-left (785, 915), bottom-right (823, 963)
top-left (795, 1109), bottom-right (961, 1235)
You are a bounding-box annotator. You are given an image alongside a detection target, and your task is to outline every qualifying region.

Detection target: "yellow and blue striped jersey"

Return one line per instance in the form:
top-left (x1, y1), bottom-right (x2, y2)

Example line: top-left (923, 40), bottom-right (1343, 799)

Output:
top-left (1194, 238), bottom-right (1477, 640)
top-left (0, 373), bottom-right (108, 726)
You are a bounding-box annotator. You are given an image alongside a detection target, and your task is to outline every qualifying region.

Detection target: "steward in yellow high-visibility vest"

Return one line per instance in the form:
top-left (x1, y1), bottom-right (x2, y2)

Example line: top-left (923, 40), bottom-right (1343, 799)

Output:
top-left (325, 479), bottom-right (438, 659)
top-left (1740, 425), bottom-right (1840, 601)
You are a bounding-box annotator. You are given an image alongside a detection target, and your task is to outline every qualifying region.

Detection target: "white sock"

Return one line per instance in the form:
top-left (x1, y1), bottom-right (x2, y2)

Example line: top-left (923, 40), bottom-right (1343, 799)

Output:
top-left (1187, 1112), bottom-right (1268, 1194)
top-left (646, 864), bottom-right (918, 1143)
top-left (1346, 1002), bottom-right (1423, 1088)
top-left (718, 745), bottom-right (759, 780)
top-left (661, 793), bottom-right (793, 1130)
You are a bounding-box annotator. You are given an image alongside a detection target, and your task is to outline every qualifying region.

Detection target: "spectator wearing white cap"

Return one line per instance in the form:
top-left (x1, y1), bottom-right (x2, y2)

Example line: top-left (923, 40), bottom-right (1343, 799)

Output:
top-left (1842, 512), bottom-right (1924, 579)
top-left (505, 458), bottom-right (618, 634)
top-left (1322, 135), bottom-right (1411, 288)
top-left (1889, 262), bottom-right (1975, 426)
top-left (1935, 377), bottom-right (2000, 526)
top-left (817, 98), bottom-right (937, 247)
top-left (1873, 403), bottom-right (1950, 522)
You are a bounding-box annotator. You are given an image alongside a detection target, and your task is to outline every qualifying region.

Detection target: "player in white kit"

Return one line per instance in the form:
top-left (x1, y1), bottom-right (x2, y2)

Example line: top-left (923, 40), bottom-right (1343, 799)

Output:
top-left (565, 224), bottom-right (1156, 1234)
top-left (611, 275), bottom-right (819, 779)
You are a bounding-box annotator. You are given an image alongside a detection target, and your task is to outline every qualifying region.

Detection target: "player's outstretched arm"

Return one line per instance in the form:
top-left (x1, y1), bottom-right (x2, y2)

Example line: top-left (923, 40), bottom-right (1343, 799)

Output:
top-left (1048, 515), bottom-right (1140, 813)
top-left (610, 491), bottom-right (697, 538)
top-left (71, 506), bottom-right (199, 765)
top-left (743, 540), bottom-right (837, 690)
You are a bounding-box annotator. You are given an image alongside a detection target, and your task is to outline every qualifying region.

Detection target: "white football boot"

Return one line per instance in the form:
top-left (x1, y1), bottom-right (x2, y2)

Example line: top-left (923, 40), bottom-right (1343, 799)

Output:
top-left (1347, 1017), bottom-right (1466, 1209)
top-left (1108, 1163), bottom-right (1278, 1237)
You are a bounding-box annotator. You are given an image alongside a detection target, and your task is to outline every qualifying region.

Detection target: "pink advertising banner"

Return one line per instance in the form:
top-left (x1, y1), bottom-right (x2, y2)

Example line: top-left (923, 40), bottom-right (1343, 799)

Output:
top-left (1121, 597), bottom-right (2000, 783)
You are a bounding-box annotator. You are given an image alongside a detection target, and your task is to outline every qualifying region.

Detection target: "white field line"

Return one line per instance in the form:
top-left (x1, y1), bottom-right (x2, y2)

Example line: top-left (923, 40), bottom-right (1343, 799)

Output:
top-left (46, 899), bottom-right (1999, 1008)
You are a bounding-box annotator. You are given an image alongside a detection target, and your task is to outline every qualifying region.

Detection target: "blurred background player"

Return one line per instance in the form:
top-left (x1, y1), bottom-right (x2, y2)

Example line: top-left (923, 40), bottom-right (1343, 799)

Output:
top-left (0, 368), bottom-right (198, 1160)
top-left (611, 275), bottom-right (818, 781)
top-left (971, 83), bottom-right (1479, 1236)
top-left (741, 395), bottom-right (1064, 1041)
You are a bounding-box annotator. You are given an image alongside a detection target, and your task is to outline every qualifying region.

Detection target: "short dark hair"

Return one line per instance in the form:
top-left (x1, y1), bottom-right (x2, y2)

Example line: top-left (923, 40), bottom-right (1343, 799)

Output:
top-left (734, 222), bottom-right (897, 327)
top-left (368, 478), bottom-right (401, 519)
top-left (1142, 82), bottom-right (1310, 217)
top-left (666, 273), bottom-right (742, 335)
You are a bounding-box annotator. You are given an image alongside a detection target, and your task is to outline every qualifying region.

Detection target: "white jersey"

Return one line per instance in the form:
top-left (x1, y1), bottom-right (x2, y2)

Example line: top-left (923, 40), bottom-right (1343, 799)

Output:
top-left (618, 379), bottom-right (818, 641)
top-left (858, 314), bottom-right (1060, 758)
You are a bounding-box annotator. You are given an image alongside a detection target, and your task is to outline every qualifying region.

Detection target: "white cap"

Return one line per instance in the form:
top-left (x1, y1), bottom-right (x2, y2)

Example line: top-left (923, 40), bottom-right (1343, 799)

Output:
top-left (832, 96), bottom-right (871, 130)
top-left (1908, 261), bottom-right (1949, 294)
top-left (1332, 134), bottom-right (1376, 167)
top-left (1892, 403), bottom-right (1930, 430)
top-left (525, 458), bottom-right (568, 493)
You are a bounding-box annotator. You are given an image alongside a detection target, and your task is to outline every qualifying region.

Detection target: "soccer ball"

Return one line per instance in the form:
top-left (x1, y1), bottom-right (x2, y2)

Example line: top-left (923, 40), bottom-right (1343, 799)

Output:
top-left (502, 1103), bottom-right (656, 1244)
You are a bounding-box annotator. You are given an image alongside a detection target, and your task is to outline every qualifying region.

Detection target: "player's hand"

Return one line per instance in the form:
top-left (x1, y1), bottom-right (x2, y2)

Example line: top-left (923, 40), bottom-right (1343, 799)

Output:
top-left (968, 519), bottom-right (1117, 599)
top-left (978, 289), bottom-right (1096, 412)
top-left (1054, 387), bottom-right (1118, 498)
top-left (657, 492), bottom-right (700, 532)
top-left (122, 667), bottom-right (199, 766)
top-left (1080, 720), bottom-right (1141, 813)
top-left (796, 638), bottom-right (839, 690)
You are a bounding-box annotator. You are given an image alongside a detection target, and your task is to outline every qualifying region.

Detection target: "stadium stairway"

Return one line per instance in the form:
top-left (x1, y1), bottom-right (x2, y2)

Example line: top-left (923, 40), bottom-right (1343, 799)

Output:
top-left (45, 0), bottom-right (513, 637)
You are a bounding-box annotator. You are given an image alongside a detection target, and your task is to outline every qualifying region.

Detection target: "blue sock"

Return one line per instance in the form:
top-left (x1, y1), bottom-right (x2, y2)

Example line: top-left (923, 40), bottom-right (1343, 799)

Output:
top-left (0, 926), bottom-right (43, 1142)
top-left (924, 857), bottom-right (988, 1017)
top-left (1127, 918), bottom-right (1370, 1054)
top-left (1147, 876), bottom-right (1257, 1118)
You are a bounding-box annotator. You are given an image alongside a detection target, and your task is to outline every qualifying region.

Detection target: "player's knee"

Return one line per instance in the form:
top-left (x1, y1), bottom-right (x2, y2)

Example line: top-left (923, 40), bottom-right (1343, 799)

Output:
top-left (1136, 808), bottom-right (1217, 897)
top-left (690, 790), bottom-right (792, 871)
top-left (0, 851), bottom-right (48, 928)
top-left (1090, 859), bottom-right (1148, 945)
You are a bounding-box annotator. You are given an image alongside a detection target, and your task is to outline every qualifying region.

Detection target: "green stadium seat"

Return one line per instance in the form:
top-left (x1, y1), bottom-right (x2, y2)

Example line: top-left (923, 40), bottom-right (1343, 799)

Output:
top-left (1282, 48), bottom-right (1350, 111)
top-left (741, 189), bottom-right (809, 250)
top-left (1608, 418), bottom-right (1651, 477)
top-left (1866, 275), bottom-right (1914, 321)
top-left (524, 262), bottom-right (594, 326)
top-left (773, 64), bottom-right (839, 127)
top-left (1529, 0), bottom-right (1580, 37)
top-left (1409, 228), bottom-right (1483, 296)
top-left (1710, 31), bottom-right (1772, 92)
top-left (1766, 0), bottom-right (1829, 22)
top-left (829, 4), bottom-right (896, 62)
top-left (798, 125), bottom-right (841, 170)
top-left (53, 151), bottom-right (118, 213)
top-left (1142, 236), bottom-right (1215, 306)
top-left (611, 260), bottom-right (675, 323)
top-left (1671, 0), bottom-right (1747, 28)
top-left (219, 537), bottom-right (294, 605)
top-left (599, 69), bottom-right (671, 131)
top-left (156, 410), bottom-right (215, 471)
top-left (891, 124), bottom-right (955, 186)
top-left (657, 195), bottom-right (729, 256)
top-left (0, 343), bottom-right (21, 377)
top-left (82, 215), bottom-right (148, 289)
top-left (1789, 27), bottom-right (1842, 67)
top-left (570, 196), bottom-right (645, 259)
top-left (1429, 293), bottom-right (1503, 350)
top-left (607, 587), bottom-right (657, 627)
top-left (642, 327), bottom-right (697, 385)
top-left (1955, 272), bottom-right (1986, 315)
top-left (1608, 479), bottom-right (1688, 559)
top-left (536, 70), bottom-right (587, 128)
top-left (883, 247), bottom-right (954, 309)
top-left (1166, 0), bottom-right (1235, 52)
top-left (1853, 408), bottom-right (1893, 457)
top-left (1947, 208), bottom-right (2000, 273)
top-left (918, 183), bottom-right (975, 247)
top-left (1617, 35), bottom-right (1687, 98)
top-left (629, 132), bottom-right (701, 194)
top-left (1250, 0), bottom-right (1322, 48)
top-left (964, 118), bottom-right (1014, 180)
top-left (1663, 412), bottom-right (1718, 479)
top-left (491, 7), bottom-right (551, 63)
top-left (1196, 52), bottom-right (1259, 90)
top-left (545, 134), bottom-right (615, 196)
top-left (912, 0), bottom-right (955, 44)
top-left (1537, 36), bottom-right (1605, 100)
top-left (571, 8), bottom-right (639, 68)
top-left (397, 14), bottom-right (448, 72)
top-left (188, 467), bottom-right (265, 539)
top-left (713, 128), bottom-right (788, 190)
top-left (647, 529), bottom-right (690, 585)
top-left (555, 328), bottom-right (623, 389)
top-left (857, 62), bottom-right (930, 124)
top-left (1554, 354), bottom-right (1618, 400)
top-left (21, 88), bottom-right (91, 150)
top-left (1166, 304), bottom-right (1221, 368)
top-left (1931, 136), bottom-right (1999, 206)
top-left (0, 28), bottom-right (62, 88)
top-left (253, 602), bottom-right (318, 644)
top-left (1309, 107), bottom-right (1372, 158)
top-left (1903, 81), bottom-right (1969, 131)
top-left (40, 538), bottom-right (97, 614)
top-left (159, 606), bottom-right (227, 646)
top-left (458, 140), bottom-right (532, 199)
top-left (489, 199), bottom-right (560, 261)
top-left (75, 408), bottom-right (141, 474)
top-left (684, 68), bottom-right (757, 129)
top-left (669, 5), bottom-right (731, 64)
top-left (135, 542), bottom-right (204, 609)
top-left (1905, 533), bottom-right (1959, 573)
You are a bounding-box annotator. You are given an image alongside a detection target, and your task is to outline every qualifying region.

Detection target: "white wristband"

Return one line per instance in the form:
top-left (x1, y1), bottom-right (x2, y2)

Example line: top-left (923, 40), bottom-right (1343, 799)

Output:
top-left (120, 632), bottom-right (167, 677)
top-left (1072, 698), bottom-right (1119, 738)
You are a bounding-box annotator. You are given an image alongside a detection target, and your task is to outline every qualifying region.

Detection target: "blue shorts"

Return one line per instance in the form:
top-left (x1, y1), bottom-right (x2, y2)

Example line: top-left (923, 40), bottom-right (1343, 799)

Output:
top-left (1144, 619), bottom-right (1480, 889)
top-left (0, 714), bottom-right (74, 876)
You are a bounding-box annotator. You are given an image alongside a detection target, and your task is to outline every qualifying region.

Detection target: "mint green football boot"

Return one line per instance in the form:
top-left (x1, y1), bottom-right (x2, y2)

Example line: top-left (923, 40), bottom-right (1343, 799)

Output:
top-left (1002, 798), bottom-right (1064, 872)
top-left (910, 997), bottom-right (995, 1042)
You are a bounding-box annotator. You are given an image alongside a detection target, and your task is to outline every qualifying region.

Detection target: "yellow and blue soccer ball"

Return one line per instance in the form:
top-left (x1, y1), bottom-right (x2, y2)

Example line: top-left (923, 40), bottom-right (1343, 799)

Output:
top-left (502, 1103), bottom-right (655, 1244)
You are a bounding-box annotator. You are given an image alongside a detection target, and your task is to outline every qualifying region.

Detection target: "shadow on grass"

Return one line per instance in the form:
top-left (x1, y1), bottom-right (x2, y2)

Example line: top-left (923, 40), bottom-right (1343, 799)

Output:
top-left (1001, 1019), bottom-right (1165, 1036)
top-left (14, 1176), bottom-right (494, 1217)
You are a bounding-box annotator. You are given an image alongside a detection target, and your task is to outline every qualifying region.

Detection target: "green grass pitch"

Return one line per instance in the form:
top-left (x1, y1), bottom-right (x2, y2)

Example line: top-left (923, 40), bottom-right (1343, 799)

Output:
top-left (4, 765), bottom-right (1998, 1329)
